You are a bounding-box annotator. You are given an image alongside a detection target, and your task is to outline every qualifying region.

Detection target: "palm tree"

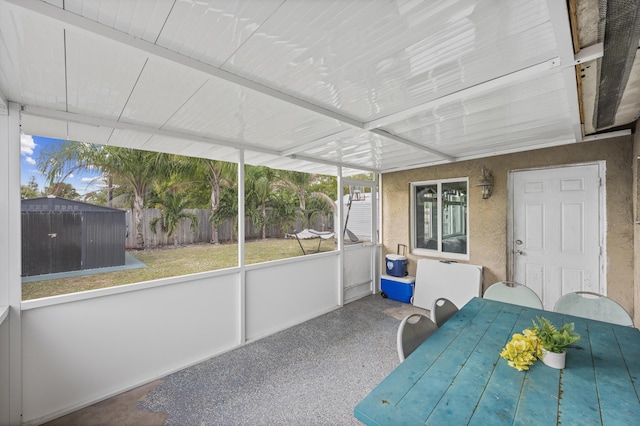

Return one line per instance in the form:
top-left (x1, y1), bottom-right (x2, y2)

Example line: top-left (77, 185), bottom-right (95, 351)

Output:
top-left (176, 158), bottom-right (237, 244)
top-left (245, 166), bottom-right (275, 239)
top-left (148, 191), bottom-right (199, 247)
top-left (305, 194), bottom-right (334, 231)
top-left (268, 190), bottom-right (299, 236)
top-left (39, 141), bottom-right (180, 249)
top-left (277, 170), bottom-right (336, 229)
top-left (211, 186), bottom-right (238, 242)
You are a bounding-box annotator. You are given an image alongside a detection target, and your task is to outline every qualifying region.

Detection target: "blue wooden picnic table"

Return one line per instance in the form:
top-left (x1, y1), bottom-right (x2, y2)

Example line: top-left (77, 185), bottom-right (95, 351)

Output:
top-left (354, 297), bottom-right (640, 425)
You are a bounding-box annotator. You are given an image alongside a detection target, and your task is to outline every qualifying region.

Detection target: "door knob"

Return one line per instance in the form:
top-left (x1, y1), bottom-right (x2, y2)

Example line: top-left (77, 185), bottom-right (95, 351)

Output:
top-left (515, 250), bottom-right (523, 256)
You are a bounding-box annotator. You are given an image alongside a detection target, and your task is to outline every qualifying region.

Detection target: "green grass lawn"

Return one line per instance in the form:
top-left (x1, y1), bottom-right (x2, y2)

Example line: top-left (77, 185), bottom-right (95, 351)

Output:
top-left (22, 238), bottom-right (336, 301)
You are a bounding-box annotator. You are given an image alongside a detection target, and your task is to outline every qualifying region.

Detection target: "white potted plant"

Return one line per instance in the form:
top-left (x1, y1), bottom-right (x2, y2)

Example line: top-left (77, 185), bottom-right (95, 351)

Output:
top-left (500, 316), bottom-right (581, 370)
top-left (531, 316), bottom-right (581, 369)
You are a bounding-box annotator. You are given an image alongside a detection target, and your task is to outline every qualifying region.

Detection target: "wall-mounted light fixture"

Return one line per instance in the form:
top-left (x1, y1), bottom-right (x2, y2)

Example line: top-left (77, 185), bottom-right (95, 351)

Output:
top-left (475, 167), bottom-right (494, 199)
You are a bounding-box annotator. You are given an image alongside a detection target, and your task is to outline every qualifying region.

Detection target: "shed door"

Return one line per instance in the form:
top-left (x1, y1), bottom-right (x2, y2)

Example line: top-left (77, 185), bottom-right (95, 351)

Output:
top-left (511, 164), bottom-right (604, 309)
top-left (22, 212), bottom-right (82, 276)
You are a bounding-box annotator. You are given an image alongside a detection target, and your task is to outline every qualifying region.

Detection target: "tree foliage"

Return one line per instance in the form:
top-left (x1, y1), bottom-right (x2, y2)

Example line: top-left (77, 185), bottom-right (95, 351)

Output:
top-left (211, 186), bottom-right (239, 242)
top-left (148, 191), bottom-right (199, 247)
top-left (21, 176), bottom-right (41, 199)
top-left (38, 141), bottom-right (182, 249)
top-left (44, 182), bottom-right (79, 198)
top-left (33, 140), bottom-right (342, 246)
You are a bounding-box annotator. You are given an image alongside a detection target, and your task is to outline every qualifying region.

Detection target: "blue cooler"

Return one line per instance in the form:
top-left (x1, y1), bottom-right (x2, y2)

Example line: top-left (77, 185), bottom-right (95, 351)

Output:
top-left (386, 254), bottom-right (407, 277)
top-left (381, 275), bottom-right (415, 303)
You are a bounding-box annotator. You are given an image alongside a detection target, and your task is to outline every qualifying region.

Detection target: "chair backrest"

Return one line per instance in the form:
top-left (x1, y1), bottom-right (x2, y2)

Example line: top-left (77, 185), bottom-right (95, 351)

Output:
top-left (397, 314), bottom-right (438, 362)
top-left (553, 291), bottom-right (634, 326)
top-left (430, 298), bottom-right (459, 327)
top-left (483, 281), bottom-right (543, 309)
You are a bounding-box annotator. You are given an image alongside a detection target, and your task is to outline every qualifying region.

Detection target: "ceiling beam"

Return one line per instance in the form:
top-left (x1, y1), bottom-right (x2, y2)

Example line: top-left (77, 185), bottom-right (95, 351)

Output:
top-left (22, 106), bottom-right (282, 157)
top-left (6, 0), bottom-right (456, 163)
top-left (288, 153), bottom-right (378, 173)
top-left (546, 0), bottom-right (584, 142)
top-left (581, 129), bottom-right (631, 142)
top-left (369, 129), bottom-right (456, 162)
top-left (279, 130), bottom-right (355, 157)
top-left (21, 105), bottom-right (381, 173)
top-left (572, 42), bottom-right (604, 65)
top-left (280, 128), bottom-right (456, 163)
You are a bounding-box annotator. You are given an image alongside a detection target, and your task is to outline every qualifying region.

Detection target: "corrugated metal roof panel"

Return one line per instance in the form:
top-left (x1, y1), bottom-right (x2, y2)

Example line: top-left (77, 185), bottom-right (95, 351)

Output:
top-left (0, 2), bottom-right (67, 108)
top-left (1, 0), bottom-right (589, 177)
top-left (383, 71), bottom-right (575, 158)
top-left (119, 59), bottom-right (208, 127)
top-left (64, 0), bottom-right (173, 42)
top-left (164, 79), bottom-right (350, 149)
top-left (222, 0), bottom-right (558, 121)
top-left (299, 130), bottom-right (443, 171)
top-left (65, 31), bottom-right (147, 118)
top-left (155, 0), bottom-right (282, 67)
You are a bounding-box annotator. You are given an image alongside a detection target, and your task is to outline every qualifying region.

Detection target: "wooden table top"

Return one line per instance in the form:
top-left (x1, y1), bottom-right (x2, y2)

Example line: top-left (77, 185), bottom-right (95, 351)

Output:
top-left (354, 297), bottom-right (640, 425)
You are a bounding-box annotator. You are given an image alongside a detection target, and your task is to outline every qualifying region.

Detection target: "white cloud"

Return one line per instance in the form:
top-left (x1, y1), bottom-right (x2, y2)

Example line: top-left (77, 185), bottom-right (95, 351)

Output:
top-left (21, 134), bottom-right (36, 156)
top-left (25, 157), bottom-right (36, 165)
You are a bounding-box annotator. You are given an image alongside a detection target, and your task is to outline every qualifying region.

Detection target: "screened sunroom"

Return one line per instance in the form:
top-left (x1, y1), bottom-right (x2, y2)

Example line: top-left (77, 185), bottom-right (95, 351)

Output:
top-left (2, 1), bottom-right (640, 424)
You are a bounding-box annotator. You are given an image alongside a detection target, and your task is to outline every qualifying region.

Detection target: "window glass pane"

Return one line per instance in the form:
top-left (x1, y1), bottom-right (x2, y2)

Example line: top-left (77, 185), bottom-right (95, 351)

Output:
top-left (415, 184), bottom-right (438, 250)
top-left (441, 181), bottom-right (467, 254)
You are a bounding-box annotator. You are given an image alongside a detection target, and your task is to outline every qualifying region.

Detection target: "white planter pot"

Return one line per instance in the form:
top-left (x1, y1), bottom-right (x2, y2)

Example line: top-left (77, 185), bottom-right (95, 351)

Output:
top-left (541, 348), bottom-right (566, 369)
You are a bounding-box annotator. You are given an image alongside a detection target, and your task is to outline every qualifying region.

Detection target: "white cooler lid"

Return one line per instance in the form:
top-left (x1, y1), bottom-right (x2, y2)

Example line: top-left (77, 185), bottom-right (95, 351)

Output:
top-left (381, 274), bottom-right (415, 284)
top-left (386, 254), bottom-right (407, 261)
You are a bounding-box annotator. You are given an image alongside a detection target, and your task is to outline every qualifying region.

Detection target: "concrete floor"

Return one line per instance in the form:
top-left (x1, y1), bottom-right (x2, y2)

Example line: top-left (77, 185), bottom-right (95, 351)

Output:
top-left (43, 295), bottom-right (427, 426)
top-left (44, 381), bottom-right (167, 426)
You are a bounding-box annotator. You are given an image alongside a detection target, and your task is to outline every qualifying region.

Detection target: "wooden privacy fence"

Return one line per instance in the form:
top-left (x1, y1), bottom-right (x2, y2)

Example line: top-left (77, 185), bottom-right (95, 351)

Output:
top-left (124, 209), bottom-right (333, 249)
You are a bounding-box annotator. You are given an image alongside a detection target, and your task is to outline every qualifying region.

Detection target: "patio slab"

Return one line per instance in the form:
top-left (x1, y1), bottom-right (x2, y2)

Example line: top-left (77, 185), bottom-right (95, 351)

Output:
top-left (43, 294), bottom-right (427, 425)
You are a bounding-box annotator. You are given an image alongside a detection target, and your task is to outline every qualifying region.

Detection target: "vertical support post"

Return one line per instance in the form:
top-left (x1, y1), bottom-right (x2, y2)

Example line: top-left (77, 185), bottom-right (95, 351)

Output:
top-left (377, 172), bottom-right (383, 293)
top-left (370, 173), bottom-right (379, 295)
top-left (237, 149), bottom-right (246, 344)
top-left (337, 167), bottom-right (344, 306)
top-left (0, 102), bottom-right (22, 425)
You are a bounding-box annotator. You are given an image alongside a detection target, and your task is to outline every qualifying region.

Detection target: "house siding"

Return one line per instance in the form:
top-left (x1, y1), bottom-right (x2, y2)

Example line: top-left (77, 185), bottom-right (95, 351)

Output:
top-left (633, 122), bottom-right (640, 326)
top-left (382, 136), bottom-right (634, 316)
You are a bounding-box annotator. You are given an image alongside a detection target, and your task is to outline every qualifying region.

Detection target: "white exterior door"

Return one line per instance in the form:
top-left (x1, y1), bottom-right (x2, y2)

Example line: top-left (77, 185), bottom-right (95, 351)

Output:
top-left (511, 164), bottom-right (604, 310)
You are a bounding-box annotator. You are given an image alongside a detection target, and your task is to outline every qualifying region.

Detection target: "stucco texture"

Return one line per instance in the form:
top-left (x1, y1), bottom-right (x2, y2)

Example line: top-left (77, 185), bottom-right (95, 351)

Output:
top-left (382, 136), bottom-right (634, 316)
top-left (633, 123), bottom-right (640, 326)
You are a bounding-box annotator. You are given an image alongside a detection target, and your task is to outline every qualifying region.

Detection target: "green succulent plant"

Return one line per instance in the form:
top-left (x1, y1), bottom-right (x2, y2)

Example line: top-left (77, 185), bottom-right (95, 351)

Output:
top-left (532, 316), bottom-right (581, 354)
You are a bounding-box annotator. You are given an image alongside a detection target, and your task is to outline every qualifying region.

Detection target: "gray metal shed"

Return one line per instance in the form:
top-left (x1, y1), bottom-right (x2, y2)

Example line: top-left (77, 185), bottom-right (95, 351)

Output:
top-left (21, 196), bottom-right (126, 277)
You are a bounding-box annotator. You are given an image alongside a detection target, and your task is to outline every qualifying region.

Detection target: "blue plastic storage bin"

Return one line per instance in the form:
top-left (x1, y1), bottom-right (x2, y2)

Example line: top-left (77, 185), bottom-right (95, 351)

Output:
top-left (380, 275), bottom-right (415, 303)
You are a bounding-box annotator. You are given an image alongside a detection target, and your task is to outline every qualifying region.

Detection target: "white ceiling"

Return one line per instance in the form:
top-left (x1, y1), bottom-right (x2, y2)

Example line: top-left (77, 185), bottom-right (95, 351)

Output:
top-left (0, 0), bottom-right (636, 176)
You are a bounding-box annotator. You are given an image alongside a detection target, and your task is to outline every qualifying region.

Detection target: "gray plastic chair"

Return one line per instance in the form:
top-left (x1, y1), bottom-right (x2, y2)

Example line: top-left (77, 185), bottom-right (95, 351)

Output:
top-left (553, 291), bottom-right (634, 326)
top-left (430, 297), bottom-right (459, 327)
top-left (483, 281), bottom-right (543, 309)
top-left (397, 314), bottom-right (438, 362)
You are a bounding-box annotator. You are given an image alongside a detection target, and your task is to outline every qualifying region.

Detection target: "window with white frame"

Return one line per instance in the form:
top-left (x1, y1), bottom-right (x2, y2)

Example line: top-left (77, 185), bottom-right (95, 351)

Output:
top-left (411, 178), bottom-right (468, 258)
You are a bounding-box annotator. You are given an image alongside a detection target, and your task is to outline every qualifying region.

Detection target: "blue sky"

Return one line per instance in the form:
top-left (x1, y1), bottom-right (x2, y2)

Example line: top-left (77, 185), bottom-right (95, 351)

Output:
top-left (21, 135), bottom-right (103, 195)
